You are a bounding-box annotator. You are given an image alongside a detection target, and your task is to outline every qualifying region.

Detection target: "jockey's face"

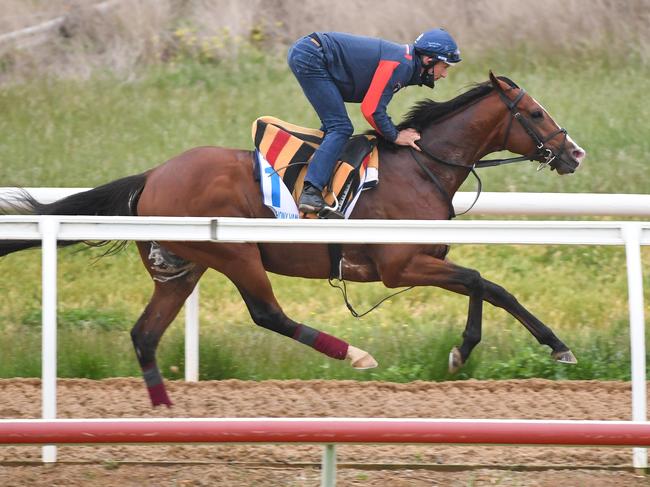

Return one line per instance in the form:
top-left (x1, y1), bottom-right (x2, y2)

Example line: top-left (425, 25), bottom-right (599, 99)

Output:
top-left (422, 57), bottom-right (451, 82)
top-left (434, 61), bottom-right (451, 80)
top-left (431, 61), bottom-right (450, 81)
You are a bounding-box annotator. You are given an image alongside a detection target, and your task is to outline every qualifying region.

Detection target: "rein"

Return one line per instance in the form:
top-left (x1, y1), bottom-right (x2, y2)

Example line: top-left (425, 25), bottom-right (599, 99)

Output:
top-left (335, 82), bottom-right (571, 319)
top-left (409, 144), bottom-right (477, 219)
top-left (411, 86), bottom-right (569, 218)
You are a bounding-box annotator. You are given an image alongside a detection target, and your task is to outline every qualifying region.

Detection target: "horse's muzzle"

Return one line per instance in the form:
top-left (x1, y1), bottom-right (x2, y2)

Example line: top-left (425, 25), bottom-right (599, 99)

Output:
top-left (553, 140), bottom-right (586, 175)
top-left (553, 156), bottom-right (579, 174)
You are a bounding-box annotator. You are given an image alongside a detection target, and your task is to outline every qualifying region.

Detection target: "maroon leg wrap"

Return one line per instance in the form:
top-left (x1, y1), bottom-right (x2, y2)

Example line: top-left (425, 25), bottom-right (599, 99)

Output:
top-left (293, 324), bottom-right (348, 360)
top-left (148, 383), bottom-right (173, 407)
top-left (313, 331), bottom-right (348, 360)
top-left (142, 363), bottom-right (173, 407)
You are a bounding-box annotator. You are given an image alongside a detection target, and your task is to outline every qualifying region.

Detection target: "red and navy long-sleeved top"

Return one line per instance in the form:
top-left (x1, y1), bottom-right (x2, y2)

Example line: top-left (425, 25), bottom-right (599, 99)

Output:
top-left (313, 32), bottom-right (423, 142)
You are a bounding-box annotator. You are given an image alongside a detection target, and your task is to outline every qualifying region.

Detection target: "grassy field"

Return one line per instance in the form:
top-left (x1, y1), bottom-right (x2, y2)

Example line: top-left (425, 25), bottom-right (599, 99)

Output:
top-left (1, 55), bottom-right (649, 193)
top-left (0, 2), bottom-right (649, 380)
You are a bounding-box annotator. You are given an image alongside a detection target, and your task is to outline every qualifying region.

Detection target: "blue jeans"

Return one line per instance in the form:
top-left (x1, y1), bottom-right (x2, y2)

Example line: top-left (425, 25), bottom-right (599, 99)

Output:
top-left (287, 36), bottom-right (354, 190)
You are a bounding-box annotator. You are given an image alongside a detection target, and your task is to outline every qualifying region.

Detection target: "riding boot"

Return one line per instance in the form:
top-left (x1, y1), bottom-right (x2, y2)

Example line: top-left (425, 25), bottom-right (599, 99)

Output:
top-left (299, 182), bottom-right (326, 213)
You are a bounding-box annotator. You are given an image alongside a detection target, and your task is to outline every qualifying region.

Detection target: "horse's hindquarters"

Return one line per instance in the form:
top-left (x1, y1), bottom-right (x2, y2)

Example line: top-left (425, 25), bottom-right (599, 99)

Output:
top-left (137, 147), bottom-right (261, 218)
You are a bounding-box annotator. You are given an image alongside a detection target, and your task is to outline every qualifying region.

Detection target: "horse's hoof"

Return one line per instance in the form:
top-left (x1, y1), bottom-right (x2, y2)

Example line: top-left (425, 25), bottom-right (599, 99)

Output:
top-left (448, 347), bottom-right (464, 374)
top-left (347, 345), bottom-right (378, 370)
top-left (552, 349), bottom-right (578, 364)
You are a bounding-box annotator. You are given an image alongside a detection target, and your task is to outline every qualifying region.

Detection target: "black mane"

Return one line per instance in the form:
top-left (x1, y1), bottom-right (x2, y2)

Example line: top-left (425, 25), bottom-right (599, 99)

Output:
top-left (395, 76), bottom-right (519, 132)
top-left (370, 76), bottom-right (519, 150)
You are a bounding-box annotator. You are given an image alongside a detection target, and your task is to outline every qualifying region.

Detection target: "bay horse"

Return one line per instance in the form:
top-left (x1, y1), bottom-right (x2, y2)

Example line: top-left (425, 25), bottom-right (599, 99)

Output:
top-left (1, 72), bottom-right (586, 407)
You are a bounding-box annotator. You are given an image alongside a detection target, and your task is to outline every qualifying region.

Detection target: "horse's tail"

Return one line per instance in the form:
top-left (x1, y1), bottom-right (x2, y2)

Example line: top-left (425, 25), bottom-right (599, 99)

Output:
top-left (0, 173), bottom-right (148, 258)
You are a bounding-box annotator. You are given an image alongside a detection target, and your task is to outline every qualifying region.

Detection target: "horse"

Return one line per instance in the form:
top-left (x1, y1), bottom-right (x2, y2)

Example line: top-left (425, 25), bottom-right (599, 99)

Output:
top-left (0, 72), bottom-right (586, 407)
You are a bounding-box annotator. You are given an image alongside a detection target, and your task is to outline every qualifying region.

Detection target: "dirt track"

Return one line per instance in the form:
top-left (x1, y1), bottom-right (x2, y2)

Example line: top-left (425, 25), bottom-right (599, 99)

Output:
top-left (0, 378), bottom-right (649, 486)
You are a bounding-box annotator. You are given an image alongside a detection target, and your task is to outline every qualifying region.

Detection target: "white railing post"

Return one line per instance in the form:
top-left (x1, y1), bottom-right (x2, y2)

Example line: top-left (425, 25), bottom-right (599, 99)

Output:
top-left (321, 444), bottom-right (336, 487)
top-left (184, 284), bottom-right (200, 382)
top-left (622, 223), bottom-right (648, 469)
top-left (39, 216), bottom-right (58, 463)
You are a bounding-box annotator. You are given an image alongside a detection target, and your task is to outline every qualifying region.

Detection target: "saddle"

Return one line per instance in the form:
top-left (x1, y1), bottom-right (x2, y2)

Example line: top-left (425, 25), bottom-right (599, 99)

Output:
top-left (252, 116), bottom-right (379, 219)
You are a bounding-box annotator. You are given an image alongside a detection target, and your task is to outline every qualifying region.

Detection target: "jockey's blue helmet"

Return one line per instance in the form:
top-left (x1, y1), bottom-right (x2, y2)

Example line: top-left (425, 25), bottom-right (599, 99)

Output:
top-left (414, 28), bottom-right (461, 64)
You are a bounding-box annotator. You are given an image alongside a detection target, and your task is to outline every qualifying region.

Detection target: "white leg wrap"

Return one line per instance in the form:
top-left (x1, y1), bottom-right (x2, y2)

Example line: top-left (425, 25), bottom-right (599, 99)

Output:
top-left (346, 345), bottom-right (378, 369)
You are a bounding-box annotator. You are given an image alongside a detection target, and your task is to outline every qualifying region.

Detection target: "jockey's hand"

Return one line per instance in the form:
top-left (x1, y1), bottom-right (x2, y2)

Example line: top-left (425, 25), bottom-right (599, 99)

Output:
top-left (394, 128), bottom-right (421, 151)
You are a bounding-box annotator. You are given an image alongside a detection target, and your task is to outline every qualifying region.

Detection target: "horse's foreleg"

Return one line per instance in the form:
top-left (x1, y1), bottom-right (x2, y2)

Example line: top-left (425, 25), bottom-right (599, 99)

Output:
top-left (446, 276), bottom-right (575, 371)
top-left (385, 253), bottom-right (575, 371)
top-left (448, 269), bottom-right (485, 373)
top-left (442, 273), bottom-right (575, 373)
top-left (481, 279), bottom-right (576, 363)
top-left (378, 253), bottom-right (486, 371)
top-left (132, 242), bottom-right (206, 407)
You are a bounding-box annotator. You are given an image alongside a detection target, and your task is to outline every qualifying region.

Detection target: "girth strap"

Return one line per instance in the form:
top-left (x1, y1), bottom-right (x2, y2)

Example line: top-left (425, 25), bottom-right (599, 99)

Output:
top-left (328, 243), bottom-right (342, 280)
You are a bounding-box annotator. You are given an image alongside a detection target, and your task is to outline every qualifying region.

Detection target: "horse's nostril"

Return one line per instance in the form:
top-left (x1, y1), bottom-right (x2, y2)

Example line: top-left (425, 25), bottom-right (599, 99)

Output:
top-left (572, 149), bottom-right (586, 162)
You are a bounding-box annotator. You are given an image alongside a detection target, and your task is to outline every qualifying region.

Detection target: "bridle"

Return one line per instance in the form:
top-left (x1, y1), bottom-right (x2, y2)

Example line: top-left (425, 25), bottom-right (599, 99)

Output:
top-left (495, 87), bottom-right (569, 171)
top-left (410, 84), bottom-right (571, 219)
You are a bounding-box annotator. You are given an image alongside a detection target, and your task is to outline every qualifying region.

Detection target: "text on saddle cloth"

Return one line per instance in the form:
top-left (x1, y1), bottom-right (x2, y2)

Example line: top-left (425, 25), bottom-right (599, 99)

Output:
top-left (252, 116), bottom-right (379, 219)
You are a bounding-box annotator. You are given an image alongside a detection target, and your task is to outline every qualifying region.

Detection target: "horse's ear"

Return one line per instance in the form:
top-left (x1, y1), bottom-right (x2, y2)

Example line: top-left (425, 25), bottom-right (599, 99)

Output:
top-left (489, 71), bottom-right (504, 93)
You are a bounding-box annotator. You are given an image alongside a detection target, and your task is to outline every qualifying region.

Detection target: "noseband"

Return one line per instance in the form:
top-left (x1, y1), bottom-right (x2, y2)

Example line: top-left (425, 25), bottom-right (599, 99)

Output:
top-left (411, 85), bottom-right (571, 218)
top-left (496, 88), bottom-right (569, 171)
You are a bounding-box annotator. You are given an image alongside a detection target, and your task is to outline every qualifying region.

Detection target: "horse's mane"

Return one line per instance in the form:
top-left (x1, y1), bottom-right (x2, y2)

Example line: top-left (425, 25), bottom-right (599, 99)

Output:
top-left (374, 76), bottom-right (519, 149)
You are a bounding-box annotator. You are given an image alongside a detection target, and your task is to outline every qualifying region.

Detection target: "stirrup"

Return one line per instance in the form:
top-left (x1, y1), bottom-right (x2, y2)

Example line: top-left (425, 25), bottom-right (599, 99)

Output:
top-left (317, 192), bottom-right (343, 219)
top-left (318, 207), bottom-right (345, 219)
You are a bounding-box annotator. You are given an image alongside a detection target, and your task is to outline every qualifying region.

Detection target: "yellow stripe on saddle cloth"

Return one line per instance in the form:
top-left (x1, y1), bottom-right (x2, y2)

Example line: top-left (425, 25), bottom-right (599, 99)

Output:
top-left (252, 116), bottom-right (379, 217)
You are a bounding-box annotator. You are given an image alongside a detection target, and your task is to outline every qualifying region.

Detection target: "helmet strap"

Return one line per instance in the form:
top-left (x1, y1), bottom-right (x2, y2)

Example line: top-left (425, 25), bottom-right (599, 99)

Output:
top-left (420, 58), bottom-right (437, 88)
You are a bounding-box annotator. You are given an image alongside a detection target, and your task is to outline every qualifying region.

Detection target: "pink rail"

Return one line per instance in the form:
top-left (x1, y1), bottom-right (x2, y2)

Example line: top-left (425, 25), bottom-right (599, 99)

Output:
top-left (2, 418), bottom-right (650, 446)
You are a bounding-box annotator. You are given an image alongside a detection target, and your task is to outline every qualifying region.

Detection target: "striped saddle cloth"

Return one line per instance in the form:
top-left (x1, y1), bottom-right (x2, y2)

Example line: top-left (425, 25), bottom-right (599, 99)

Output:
top-left (251, 116), bottom-right (379, 218)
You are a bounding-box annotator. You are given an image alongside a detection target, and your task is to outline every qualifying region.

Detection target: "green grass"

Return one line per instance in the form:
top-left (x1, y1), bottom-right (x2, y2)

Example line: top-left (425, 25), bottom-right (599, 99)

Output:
top-left (1, 54), bottom-right (649, 192)
top-left (0, 52), bottom-right (649, 380)
top-left (0, 243), bottom-right (646, 380)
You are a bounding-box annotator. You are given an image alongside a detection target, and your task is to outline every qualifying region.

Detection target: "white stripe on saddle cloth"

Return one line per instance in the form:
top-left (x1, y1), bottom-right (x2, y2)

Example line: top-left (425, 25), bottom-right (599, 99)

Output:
top-left (257, 150), bottom-right (378, 219)
top-left (256, 150), bottom-right (299, 219)
top-left (343, 166), bottom-right (378, 218)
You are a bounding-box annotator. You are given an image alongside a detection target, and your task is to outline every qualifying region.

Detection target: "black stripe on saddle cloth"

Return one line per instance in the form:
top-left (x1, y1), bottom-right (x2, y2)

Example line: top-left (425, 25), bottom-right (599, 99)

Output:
top-left (251, 116), bottom-right (379, 218)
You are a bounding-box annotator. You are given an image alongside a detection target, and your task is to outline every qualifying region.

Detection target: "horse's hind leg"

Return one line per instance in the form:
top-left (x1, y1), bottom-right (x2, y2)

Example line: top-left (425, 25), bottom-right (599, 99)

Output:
top-left (237, 285), bottom-right (375, 368)
top-left (131, 242), bottom-right (206, 407)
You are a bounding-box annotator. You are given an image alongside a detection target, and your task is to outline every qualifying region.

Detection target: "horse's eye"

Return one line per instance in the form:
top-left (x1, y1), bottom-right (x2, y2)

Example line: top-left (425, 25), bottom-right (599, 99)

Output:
top-left (531, 110), bottom-right (544, 119)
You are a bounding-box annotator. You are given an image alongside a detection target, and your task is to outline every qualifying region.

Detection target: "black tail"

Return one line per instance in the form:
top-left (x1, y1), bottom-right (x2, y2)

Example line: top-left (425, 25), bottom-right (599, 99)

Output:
top-left (0, 173), bottom-right (147, 257)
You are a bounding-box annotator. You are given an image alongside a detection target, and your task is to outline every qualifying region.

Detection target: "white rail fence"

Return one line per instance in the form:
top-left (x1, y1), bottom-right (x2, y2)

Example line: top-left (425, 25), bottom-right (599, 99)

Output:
top-left (3, 189), bottom-right (649, 384)
top-left (4, 188), bottom-right (646, 379)
top-left (0, 189), bottom-right (649, 468)
top-left (0, 215), bottom-right (648, 468)
top-left (3, 188), bottom-right (650, 216)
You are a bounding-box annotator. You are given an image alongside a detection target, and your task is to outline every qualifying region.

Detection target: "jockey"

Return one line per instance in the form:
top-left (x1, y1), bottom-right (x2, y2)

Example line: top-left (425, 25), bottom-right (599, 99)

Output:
top-left (287, 28), bottom-right (461, 214)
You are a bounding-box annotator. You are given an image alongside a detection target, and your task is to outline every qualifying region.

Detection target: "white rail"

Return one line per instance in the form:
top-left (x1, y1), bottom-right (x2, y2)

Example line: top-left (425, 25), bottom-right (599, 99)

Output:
top-left (3, 189), bottom-right (649, 383)
top-left (3, 188), bottom-right (650, 216)
top-left (0, 215), bottom-right (647, 469)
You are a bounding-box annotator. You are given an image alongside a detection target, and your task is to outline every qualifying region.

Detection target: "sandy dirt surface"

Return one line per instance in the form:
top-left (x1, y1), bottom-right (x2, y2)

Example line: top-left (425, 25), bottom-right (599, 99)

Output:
top-left (0, 378), bottom-right (649, 486)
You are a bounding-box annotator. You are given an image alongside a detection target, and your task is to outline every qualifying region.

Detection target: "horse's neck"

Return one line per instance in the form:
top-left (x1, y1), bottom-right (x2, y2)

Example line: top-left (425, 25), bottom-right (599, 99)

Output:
top-left (419, 98), bottom-right (505, 195)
